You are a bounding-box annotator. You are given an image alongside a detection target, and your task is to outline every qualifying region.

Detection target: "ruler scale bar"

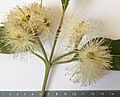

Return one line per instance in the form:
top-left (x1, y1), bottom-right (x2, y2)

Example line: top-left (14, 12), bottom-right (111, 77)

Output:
top-left (0, 91), bottom-right (119, 97)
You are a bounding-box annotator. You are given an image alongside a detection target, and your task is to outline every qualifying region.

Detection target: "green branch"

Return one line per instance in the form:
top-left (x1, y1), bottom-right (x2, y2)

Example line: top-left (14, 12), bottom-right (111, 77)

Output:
top-left (54, 58), bottom-right (78, 65)
top-left (49, 0), bottom-right (70, 62)
top-left (49, 11), bottom-right (65, 62)
top-left (37, 38), bottom-right (48, 61)
top-left (30, 50), bottom-right (45, 63)
top-left (51, 51), bottom-right (76, 64)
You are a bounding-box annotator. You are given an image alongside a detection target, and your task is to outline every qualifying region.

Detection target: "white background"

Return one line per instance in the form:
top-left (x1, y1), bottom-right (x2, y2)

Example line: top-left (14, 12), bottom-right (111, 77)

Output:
top-left (0, 0), bottom-right (120, 91)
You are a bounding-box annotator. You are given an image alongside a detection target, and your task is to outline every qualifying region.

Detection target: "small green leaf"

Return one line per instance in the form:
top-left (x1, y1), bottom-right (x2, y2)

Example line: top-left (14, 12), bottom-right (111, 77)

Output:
top-left (112, 56), bottom-right (120, 70)
top-left (0, 27), bottom-right (12, 54)
top-left (61, 0), bottom-right (70, 12)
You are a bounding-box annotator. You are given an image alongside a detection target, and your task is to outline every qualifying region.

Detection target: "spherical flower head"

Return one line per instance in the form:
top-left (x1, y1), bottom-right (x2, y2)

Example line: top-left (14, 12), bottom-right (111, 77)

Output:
top-left (66, 38), bottom-right (112, 86)
top-left (4, 2), bottom-right (55, 42)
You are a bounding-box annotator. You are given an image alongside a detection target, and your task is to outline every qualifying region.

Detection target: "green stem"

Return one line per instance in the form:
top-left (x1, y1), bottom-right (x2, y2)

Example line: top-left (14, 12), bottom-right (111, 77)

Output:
top-left (37, 38), bottom-right (48, 61)
top-left (51, 51), bottom-right (76, 64)
top-left (54, 58), bottom-right (78, 65)
top-left (40, 63), bottom-right (51, 97)
top-left (30, 50), bottom-right (46, 63)
top-left (49, 11), bottom-right (65, 62)
top-left (28, 20), bottom-right (48, 61)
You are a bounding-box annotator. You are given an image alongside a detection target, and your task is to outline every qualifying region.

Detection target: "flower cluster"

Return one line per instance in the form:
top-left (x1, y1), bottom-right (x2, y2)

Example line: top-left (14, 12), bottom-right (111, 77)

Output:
top-left (0, 1), bottom-right (114, 87)
top-left (66, 38), bottom-right (112, 86)
top-left (2, 2), bottom-right (55, 53)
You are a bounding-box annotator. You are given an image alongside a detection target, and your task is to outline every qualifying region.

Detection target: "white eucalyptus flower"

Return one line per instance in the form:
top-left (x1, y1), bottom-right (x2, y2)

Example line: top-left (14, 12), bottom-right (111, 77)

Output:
top-left (1, 2), bottom-right (57, 54)
top-left (61, 15), bottom-right (104, 50)
top-left (66, 38), bottom-right (112, 86)
top-left (4, 2), bottom-right (55, 42)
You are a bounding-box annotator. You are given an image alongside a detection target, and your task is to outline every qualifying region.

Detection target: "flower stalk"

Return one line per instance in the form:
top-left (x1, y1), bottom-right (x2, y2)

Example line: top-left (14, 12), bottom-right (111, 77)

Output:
top-left (29, 49), bottom-right (46, 63)
top-left (53, 58), bottom-right (78, 65)
top-left (51, 51), bottom-right (76, 64)
top-left (37, 38), bottom-right (49, 61)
